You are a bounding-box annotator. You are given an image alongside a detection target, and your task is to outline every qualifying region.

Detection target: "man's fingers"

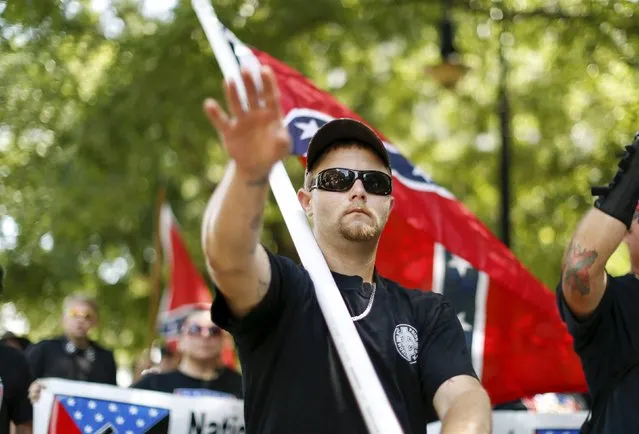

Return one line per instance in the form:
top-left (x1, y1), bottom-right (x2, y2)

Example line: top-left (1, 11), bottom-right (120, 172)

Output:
top-left (261, 66), bottom-right (281, 116)
top-left (203, 98), bottom-right (230, 133)
top-left (224, 79), bottom-right (244, 118)
top-left (242, 68), bottom-right (261, 110)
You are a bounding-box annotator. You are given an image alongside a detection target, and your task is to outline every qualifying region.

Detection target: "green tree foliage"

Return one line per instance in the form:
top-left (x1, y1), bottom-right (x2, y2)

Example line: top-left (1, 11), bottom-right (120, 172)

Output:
top-left (2, 0), bottom-right (639, 365)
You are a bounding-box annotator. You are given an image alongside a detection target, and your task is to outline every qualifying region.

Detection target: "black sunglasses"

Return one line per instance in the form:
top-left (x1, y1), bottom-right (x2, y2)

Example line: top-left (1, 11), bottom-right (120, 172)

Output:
top-left (183, 324), bottom-right (222, 337)
top-left (309, 168), bottom-right (393, 196)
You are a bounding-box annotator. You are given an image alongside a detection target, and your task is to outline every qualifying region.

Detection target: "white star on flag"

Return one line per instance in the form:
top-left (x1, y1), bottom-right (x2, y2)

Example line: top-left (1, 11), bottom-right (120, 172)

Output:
top-left (129, 406), bottom-right (138, 415)
top-left (149, 408), bottom-right (158, 417)
top-left (448, 254), bottom-right (472, 278)
top-left (294, 119), bottom-right (320, 140)
top-left (84, 426), bottom-right (93, 433)
top-left (94, 413), bottom-right (104, 422)
top-left (116, 416), bottom-right (124, 425)
top-left (457, 312), bottom-right (473, 332)
top-left (67, 398), bottom-right (75, 406)
top-left (136, 419), bottom-right (145, 427)
top-left (87, 400), bottom-right (96, 410)
top-left (74, 411), bottom-right (83, 420)
top-left (108, 403), bottom-right (118, 412)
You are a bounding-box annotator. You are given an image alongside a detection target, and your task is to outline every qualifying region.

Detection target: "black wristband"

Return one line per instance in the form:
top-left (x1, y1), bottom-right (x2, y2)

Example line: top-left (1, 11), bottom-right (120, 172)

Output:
top-left (592, 132), bottom-right (639, 229)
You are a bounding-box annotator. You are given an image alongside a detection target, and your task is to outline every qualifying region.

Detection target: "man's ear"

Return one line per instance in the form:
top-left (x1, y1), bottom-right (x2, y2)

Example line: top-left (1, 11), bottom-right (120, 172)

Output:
top-left (297, 188), bottom-right (313, 217)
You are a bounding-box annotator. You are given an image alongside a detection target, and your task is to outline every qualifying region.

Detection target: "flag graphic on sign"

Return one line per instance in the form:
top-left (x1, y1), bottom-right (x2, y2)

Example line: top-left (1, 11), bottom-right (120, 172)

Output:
top-left (47, 395), bottom-right (169, 434)
top-left (215, 27), bottom-right (587, 403)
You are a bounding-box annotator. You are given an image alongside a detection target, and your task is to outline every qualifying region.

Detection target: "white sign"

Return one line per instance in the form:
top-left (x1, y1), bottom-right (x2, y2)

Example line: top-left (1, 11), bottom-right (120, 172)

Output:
top-left (427, 410), bottom-right (587, 434)
top-left (33, 378), bottom-right (245, 434)
top-left (33, 378), bottom-right (588, 434)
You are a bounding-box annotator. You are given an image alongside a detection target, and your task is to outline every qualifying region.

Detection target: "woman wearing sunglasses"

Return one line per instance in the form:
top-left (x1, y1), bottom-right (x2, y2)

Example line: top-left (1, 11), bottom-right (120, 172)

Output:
top-left (131, 309), bottom-right (242, 399)
top-left (201, 66), bottom-right (491, 434)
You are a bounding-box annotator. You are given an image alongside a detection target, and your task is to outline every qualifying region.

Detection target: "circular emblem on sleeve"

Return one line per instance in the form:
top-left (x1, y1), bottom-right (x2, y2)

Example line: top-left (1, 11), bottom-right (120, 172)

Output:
top-left (393, 324), bottom-right (419, 364)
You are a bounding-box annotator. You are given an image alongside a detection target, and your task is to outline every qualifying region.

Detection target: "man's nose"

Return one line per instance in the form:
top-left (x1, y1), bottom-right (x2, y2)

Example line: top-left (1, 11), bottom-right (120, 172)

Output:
top-left (349, 179), bottom-right (367, 200)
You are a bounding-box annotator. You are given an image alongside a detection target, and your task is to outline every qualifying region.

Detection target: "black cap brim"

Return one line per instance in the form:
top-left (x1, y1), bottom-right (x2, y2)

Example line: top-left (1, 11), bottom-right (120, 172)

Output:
top-left (305, 118), bottom-right (391, 172)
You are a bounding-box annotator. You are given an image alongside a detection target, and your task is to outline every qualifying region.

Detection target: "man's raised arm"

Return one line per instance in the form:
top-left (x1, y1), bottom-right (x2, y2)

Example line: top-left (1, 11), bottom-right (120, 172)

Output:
top-left (201, 66), bottom-right (291, 318)
top-left (561, 134), bottom-right (639, 316)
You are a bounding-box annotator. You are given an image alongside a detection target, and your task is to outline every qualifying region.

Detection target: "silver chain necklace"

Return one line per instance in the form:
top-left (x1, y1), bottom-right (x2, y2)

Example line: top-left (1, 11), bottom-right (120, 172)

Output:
top-left (351, 283), bottom-right (376, 322)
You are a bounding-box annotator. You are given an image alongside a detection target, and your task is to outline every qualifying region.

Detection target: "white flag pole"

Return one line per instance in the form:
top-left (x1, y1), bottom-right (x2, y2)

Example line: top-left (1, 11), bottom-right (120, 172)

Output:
top-left (191, 1), bottom-right (404, 433)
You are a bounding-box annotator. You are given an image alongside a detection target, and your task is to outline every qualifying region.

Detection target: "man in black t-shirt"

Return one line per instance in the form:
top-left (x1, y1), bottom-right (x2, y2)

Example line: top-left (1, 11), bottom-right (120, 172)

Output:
top-left (132, 309), bottom-right (242, 399)
top-left (200, 67), bottom-right (491, 433)
top-left (26, 293), bottom-right (117, 404)
top-left (557, 136), bottom-right (639, 433)
top-left (0, 267), bottom-right (32, 434)
top-left (0, 343), bottom-right (33, 434)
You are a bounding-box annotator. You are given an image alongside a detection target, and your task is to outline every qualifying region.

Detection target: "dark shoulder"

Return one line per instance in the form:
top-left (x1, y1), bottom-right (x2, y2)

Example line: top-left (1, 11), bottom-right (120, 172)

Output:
top-left (381, 277), bottom-right (450, 324)
top-left (90, 340), bottom-right (114, 356)
top-left (131, 370), bottom-right (173, 390)
top-left (219, 368), bottom-right (242, 381)
top-left (28, 337), bottom-right (63, 353)
top-left (267, 249), bottom-right (307, 276)
top-left (382, 277), bottom-right (446, 308)
top-left (609, 273), bottom-right (639, 289)
top-left (0, 342), bottom-right (27, 363)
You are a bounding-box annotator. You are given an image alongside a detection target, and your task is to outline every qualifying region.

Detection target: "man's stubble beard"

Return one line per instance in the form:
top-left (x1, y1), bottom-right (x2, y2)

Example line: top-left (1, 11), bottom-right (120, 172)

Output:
top-left (338, 215), bottom-right (384, 242)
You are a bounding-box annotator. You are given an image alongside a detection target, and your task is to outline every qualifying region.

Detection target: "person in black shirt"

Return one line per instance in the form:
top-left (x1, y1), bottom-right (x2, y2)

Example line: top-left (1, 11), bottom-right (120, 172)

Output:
top-left (557, 136), bottom-right (639, 433)
top-left (200, 67), bottom-right (491, 433)
top-left (0, 343), bottom-right (33, 434)
top-left (132, 309), bottom-right (242, 399)
top-left (26, 293), bottom-right (117, 403)
top-left (0, 268), bottom-right (32, 434)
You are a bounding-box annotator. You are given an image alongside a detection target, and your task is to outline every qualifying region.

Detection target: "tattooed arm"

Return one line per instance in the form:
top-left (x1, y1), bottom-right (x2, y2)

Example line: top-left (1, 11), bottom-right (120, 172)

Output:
top-left (201, 67), bottom-right (291, 318)
top-left (561, 208), bottom-right (629, 317)
top-left (202, 162), bottom-right (272, 317)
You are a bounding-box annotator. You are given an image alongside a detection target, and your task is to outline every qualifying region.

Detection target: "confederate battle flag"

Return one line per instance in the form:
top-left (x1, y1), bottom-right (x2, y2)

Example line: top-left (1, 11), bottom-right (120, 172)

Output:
top-left (212, 27), bottom-right (587, 404)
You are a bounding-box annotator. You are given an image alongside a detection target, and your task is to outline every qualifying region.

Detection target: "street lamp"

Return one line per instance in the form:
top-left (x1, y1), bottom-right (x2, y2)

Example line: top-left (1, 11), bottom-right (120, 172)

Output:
top-left (425, 2), bottom-right (469, 89)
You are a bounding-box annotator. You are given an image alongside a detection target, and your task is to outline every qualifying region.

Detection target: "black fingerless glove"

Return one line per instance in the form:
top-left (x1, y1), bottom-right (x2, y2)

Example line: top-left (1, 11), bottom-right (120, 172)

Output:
top-left (592, 132), bottom-right (639, 229)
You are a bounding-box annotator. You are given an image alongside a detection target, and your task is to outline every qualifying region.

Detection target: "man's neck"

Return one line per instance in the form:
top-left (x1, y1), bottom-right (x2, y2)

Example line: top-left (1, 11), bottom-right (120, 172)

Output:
top-left (179, 358), bottom-right (220, 381)
top-left (318, 236), bottom-right (378, 282)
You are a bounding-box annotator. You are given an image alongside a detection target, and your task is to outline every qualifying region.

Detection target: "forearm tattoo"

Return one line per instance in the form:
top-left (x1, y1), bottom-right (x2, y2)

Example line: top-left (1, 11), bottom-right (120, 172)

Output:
top-left (562, 241), bottom-right (599, 296)
top-left (250, 213), bottom-right (263, 232)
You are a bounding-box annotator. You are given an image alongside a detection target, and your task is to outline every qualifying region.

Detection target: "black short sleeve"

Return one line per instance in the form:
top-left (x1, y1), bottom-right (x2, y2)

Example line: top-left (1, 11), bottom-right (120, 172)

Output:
top-left (418, 297), bottom-right (478, 403)
top-left (556, 274), bottom-right (615, 346)
top-left (211, 248), bottom-right (312, 349)
top-left (556, 274), bottom-right (639, 397)
top-left (8, 351), bottom-right (33, 425)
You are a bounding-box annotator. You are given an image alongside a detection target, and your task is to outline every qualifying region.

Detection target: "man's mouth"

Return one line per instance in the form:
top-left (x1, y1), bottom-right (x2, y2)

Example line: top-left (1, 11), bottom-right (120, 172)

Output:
top-left (345, 207), bottom-right (371, 217)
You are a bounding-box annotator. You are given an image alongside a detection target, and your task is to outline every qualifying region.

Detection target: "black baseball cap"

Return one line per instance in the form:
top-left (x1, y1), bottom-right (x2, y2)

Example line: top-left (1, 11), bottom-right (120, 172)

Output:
top-left (305, 118), bottom-right (391, 172)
